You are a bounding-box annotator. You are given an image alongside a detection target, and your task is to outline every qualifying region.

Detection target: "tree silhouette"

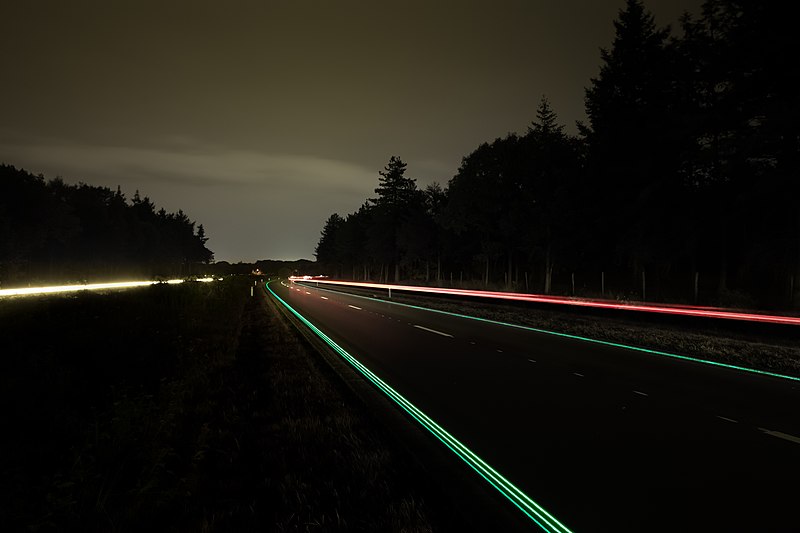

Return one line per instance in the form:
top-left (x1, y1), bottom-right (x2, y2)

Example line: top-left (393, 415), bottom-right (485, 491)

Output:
top-left (314, 213), bottom-right (344, 275)
top-left (446, 135), bottom-right (525, 286)
top-left (583, 0), bottom-right (684, 291)
top-left (369, 156), bottom-right (418, 281)
top-left (522, 96), bottom-right (583, 292)
top-left (0, 164), bottom-right (214, 285)
top-left (309, 0), bottom-right (800, 307)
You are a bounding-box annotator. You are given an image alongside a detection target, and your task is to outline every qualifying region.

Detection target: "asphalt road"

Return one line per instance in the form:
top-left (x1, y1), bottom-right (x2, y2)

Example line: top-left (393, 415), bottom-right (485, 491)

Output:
top-left (272, 280), bottom-right (800, 532)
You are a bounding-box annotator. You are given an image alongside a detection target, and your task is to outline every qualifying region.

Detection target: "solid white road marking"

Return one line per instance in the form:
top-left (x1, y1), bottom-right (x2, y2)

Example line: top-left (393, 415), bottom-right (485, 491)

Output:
top-left (633, 390), bottom-right (648, 397)
top-left (348, 305), bottom-right (362, 310)
top-left (413, 325), bottom-right (454, 338)
top-left (717, 416), bottom-right (738, 423)
top-left (759, 428), bottom-right (800, 445)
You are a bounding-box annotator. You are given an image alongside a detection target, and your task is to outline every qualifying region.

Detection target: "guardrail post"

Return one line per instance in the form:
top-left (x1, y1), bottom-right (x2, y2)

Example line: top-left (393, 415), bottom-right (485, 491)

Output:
top-left (642, 271), bottom-right (646, 302)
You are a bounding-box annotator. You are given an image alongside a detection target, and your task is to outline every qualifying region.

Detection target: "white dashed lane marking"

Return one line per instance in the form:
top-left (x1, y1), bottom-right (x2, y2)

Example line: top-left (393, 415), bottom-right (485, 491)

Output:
top-left (759, 428), bottom-right (800, 445)
top-left (348, 305), bottom-right (362, 310)
top-left (413, 325), bottom-right (454, 338)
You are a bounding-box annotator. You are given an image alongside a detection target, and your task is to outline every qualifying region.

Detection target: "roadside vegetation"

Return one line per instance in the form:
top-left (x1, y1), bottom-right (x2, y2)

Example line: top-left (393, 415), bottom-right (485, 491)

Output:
top-left (314, 0), bottom-right (799, 310)
top-left (0, 163), bottom-right (213, 287)
top-left (1, 277), bottom-right (480, 531)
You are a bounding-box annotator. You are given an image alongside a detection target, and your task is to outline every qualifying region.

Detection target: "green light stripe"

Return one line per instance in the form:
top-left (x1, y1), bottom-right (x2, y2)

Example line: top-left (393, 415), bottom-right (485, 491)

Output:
top-left (267, 281), bottom-right (573, 533)
top-left (298, 282), bottom-right (800, 383)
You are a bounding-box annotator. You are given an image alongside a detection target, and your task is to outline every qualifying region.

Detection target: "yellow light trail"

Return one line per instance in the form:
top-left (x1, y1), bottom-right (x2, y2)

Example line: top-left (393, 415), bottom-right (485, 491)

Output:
top-left (0, 278), bottom-right (215, 298)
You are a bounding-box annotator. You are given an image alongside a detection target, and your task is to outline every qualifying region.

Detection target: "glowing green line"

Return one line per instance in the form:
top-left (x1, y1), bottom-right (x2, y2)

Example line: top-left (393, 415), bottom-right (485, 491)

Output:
top-left (298, 282), bottom-right (800, 383)
top-left (267, 281), bottom-right (573, 533)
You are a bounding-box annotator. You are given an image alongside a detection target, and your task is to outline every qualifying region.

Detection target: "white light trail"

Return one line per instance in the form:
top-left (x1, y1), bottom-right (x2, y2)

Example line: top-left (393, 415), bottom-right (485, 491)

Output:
top-left (0, 278), bottom-right (214, 298)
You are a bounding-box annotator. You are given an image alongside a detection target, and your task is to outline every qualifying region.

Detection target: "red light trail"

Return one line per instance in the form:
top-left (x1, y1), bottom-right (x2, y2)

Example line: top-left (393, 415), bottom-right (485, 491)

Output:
top-left (289, 278), bottom-right (800, 326)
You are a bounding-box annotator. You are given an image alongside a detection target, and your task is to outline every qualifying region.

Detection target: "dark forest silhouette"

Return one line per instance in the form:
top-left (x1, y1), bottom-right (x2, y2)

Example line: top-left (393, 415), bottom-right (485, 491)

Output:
top-left (315, 0), bottom-right (799, 309)
top-left (0, 164), bottom-right (213, 285)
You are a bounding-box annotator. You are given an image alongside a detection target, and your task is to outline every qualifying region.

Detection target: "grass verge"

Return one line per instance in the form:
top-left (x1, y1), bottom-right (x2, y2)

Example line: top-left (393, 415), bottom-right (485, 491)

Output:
top-left (2, 277), bottom-right (511, 532)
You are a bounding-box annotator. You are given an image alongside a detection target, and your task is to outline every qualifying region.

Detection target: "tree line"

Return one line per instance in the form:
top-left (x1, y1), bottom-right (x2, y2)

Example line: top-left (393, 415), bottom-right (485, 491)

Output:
top-left (315, 0), bottom-right (799, 309)
top-left (0, 164), bottom-right (213, 285)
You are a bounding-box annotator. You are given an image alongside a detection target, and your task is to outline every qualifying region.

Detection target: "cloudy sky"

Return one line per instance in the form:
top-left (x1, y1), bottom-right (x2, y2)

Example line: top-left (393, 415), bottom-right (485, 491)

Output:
top-left (1, 0), bottom-right (698, 262)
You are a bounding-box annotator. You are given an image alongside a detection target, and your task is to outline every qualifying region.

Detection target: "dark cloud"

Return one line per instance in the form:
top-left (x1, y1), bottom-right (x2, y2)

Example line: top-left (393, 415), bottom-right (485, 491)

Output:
top-left (0, 0), bottom-right (699, 260)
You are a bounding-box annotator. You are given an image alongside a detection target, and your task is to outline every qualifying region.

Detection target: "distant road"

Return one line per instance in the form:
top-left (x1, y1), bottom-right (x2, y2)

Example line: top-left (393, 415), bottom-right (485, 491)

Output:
top-left (271, 280), bottom-right (800, 532)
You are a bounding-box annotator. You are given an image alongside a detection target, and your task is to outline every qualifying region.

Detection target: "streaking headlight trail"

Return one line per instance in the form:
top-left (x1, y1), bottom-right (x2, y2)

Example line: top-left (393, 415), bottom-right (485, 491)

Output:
top-left (0, 278), bottom-right (216, 298)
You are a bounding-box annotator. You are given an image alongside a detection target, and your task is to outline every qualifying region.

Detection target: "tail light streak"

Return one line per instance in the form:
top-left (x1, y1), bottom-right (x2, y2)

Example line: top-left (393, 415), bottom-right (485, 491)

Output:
top-left (290, 278), bottom-right (800, 326)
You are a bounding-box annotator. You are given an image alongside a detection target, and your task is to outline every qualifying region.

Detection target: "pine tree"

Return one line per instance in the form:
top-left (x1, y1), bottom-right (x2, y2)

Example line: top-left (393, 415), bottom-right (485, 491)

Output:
top-left (528, 96), bottom-right (564, 137)
top-left (583, 0), bottom-right (680, 278)
top-left (197, 224), bottom-right (208, 245)
top-left (368, 156), bottom-right (418, 281)
top-left (314, 213), bottom-right (344, 271)
top-left (677, 0), bottom-right (800, 301)
top-left (521, 97), bottom-right (582, 293)
top-left (372, 156), bottom-right (416, 212)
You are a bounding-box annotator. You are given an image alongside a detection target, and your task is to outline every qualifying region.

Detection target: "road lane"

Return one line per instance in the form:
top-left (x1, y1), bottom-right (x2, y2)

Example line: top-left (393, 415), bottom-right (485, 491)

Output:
top-left (273, 280), bottom-right (800, 532)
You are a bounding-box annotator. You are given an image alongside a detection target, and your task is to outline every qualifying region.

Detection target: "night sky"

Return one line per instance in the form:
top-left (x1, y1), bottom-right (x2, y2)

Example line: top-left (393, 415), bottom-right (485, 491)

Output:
top-left (1, 1), bottom-right (699, 262)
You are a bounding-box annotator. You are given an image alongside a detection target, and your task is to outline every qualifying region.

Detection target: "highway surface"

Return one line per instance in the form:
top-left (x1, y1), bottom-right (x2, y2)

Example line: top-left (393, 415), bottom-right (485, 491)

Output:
top-left (270, 280), bottom-right (800, 532)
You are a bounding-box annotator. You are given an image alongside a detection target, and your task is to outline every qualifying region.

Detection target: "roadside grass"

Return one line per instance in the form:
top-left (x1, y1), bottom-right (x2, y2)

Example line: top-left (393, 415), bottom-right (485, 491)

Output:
top-left (1, 279), bottom-right (247, 530)
top-left (185, 290), bottom-right (441, 532)
top-left (0, 278), bottom-right (460, 532)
